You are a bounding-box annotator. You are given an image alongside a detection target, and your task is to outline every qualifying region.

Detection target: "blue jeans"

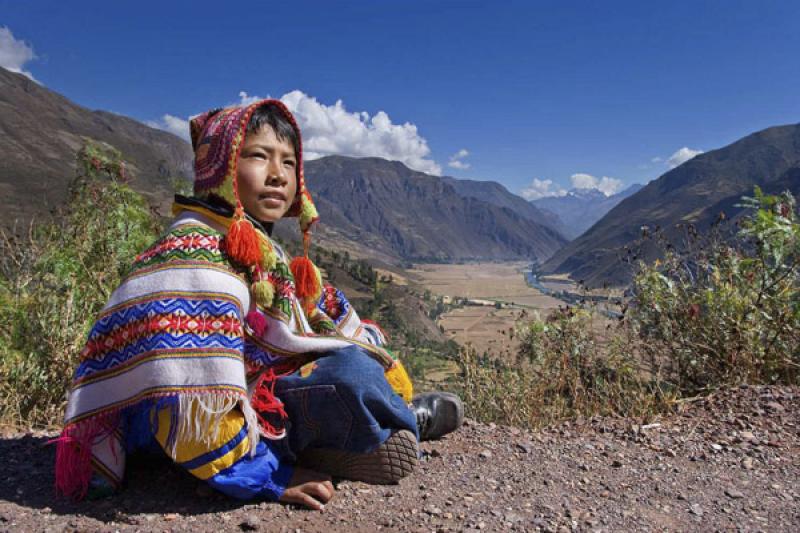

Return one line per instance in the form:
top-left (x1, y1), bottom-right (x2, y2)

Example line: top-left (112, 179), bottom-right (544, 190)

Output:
top-left (271, 345), bottom-right (418, 462)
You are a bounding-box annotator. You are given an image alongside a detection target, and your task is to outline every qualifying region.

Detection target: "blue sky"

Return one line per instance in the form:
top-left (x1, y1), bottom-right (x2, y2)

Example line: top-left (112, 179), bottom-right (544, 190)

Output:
top-left (2, 0), bottom-right (799, 199)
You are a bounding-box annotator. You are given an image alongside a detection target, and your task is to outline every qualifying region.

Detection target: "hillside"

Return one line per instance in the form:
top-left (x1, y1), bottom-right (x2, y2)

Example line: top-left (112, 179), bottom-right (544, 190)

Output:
top-left (543, 123), bottom-right (800, 286)
top-left (531, 183), bottom-right (643, 240)
top-left (0, 67), bottom-right (193, 225)
top-left (302, 156), bottom-right (568, 262)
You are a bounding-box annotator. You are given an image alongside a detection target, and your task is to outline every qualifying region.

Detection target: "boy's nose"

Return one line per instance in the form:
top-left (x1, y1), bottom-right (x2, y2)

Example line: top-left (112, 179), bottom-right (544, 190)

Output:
top-left (267, 160), bottom-right (286, 183)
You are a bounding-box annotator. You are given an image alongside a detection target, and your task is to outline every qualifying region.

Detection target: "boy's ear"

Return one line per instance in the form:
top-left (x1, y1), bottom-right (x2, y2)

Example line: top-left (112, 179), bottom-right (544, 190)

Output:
top-left (189, 108), bottom-right (223, 150)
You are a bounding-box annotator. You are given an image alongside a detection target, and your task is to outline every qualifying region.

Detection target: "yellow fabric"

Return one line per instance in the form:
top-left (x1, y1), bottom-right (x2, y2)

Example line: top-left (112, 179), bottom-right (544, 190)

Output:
top-left (154, 406), bottom-right (251, 480)
top-left (384, 360), bottom-right (414, 403)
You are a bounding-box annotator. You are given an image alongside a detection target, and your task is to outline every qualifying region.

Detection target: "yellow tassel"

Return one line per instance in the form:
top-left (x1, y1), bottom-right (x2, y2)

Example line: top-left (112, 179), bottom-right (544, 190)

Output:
top-left (299, 192), bottom-right (319, 232)
top-left (259, 240), bottom-right (276, 271)
top-left (252, 280), bottom-right (275, 309)
top-left (384, 361), bottom-right (413, 403)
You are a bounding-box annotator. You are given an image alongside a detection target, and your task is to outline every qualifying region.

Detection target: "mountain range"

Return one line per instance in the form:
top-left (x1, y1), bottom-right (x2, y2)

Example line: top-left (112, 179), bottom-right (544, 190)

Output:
top-left (299, 156), bottom-right (567, 262)
top-left (543, 123), bottom-right (800, 286)
top-left (530, 184), bottom-right (644, 239)
top-left (0, 66), bottom-right (566, 263)
top-left (5, 64), bottom-right (797, 284)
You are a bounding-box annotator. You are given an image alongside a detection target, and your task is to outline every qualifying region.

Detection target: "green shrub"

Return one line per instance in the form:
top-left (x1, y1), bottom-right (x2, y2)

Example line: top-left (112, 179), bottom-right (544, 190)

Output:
top-left (0, 142), bottom-right (162, 427)
top-left (630, 188), bottom-right (799, 392)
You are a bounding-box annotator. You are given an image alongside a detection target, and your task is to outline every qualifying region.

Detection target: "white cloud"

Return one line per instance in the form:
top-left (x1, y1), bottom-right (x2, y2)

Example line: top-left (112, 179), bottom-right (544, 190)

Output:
top-left (236, 91), bottom-right (263, 107)
top-left (520, 178), bottom-right (568, 201)
top-left (0, 27), bottom-right (38, 82)
top-left (146, 114), bottom-right (191, 142)
top-left (448, 148), bottom-right (470, 170)
top-left (279, 90), bottom-right (441, 175)
top-left (666, 146), bottom-right (703, 168)
top-left (152, 91), bottom-right (442, 174)
top-left (569, 173), bottom-right (623, 196)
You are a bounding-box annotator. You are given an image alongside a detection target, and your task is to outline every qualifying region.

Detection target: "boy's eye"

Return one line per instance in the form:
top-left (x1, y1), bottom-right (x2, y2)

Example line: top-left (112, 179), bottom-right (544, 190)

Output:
top-left (284, 160), bottom-right (296, 167)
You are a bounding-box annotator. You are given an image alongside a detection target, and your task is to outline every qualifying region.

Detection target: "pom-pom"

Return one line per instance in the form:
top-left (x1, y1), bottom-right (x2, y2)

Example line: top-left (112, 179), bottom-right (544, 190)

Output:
top-left (384, 361), bottom-right (414, 403)
top-left (252, 279), bottom-right (275, 309)
top-left (246, 309), bottom-right (268, 337)
top-left (225, 213), bottom-right (261, 266)
top-left (259, 241), bottom-right (277, 271)
top-left (290, 256), bottom-right (321, 301)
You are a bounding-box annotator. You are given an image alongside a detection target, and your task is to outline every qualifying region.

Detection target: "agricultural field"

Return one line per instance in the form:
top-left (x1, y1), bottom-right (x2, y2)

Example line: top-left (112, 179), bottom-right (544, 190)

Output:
top-left (406, 262), bottom-right (563, 357)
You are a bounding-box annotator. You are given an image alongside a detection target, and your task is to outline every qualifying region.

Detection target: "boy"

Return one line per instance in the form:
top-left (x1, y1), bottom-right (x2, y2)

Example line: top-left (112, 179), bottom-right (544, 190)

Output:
top-left (55, 99), bottom-right (463, 510)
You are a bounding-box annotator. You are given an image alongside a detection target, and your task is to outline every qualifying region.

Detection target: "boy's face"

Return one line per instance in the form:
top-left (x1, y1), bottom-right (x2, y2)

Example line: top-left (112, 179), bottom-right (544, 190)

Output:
top-left (237, 125), bottom-right (298, 223)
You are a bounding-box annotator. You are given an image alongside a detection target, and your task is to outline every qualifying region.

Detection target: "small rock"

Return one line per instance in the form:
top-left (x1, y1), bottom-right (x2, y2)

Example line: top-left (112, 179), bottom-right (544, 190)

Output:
top-left (516, 442), bottom-right (532, 454)
top-left (765, 401), bottom-right (784, 412)
top-left (742, 457), bottom-right (754, 469)
top-left (240, 515), bottom-right (260, 531)
top-left (611, 460), bottom-right (623, 468)
top-left (479, 450), bottom-right (493, 459)
top-left (725, 488), bottom-right (745, 499)
top-left (664, 449), bottom-right (677, 458)
top-left (739, 431), bottom-right (756, 441)
top-left (424, 506), bottom-right (442, 516)
top-left (689, 504), bottom-right (703, 516)
top-left (430, 448), bottom-right (442, 458)
top-left (710, 443), bottom-right (723, 452)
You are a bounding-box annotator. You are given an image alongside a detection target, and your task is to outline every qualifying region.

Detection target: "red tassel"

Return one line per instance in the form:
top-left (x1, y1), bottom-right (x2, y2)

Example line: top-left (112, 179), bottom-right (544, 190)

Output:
top-left (251, 370), bottom-right (288, 437)
top-left (225, 212), bottom-right (261, 266)
top-left (246, 309), bottom-right (268, 337)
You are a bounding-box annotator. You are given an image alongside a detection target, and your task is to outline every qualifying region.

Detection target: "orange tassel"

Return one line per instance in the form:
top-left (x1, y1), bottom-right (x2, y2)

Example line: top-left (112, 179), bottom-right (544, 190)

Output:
top-left (290, 255), bottom-right (319, 300)
top-left (225, 211), bottom-right (261, 267)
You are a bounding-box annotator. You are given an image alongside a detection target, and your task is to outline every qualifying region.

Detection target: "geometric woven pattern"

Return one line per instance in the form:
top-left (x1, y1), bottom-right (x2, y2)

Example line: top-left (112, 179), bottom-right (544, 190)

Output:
top-left (133, 227), bottom-right (226, 268)
top-left (76, 297), bottom-right (243, 379)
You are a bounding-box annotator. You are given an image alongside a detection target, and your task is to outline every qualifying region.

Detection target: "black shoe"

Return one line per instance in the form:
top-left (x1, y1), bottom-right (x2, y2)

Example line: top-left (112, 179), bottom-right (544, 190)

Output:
top-left (412, 392), bottom-right (464, 441)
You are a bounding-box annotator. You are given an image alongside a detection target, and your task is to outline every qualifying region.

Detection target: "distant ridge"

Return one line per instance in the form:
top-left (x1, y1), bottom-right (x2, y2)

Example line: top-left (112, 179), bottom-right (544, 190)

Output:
top-left (531, 183), bottom-right (643, 240)
top-left (0, 66), bottom-right (193, 224)
top-left (300, 156), bottom-right (568, 262)
top-left (440, 177), bottom-right (568, 239)
top-left (543, 123), bottom-right (800, 286)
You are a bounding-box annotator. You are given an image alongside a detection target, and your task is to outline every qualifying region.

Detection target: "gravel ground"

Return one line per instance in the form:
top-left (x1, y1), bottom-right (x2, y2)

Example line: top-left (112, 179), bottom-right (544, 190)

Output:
top-left (1, 385), bottom-right (798, 532)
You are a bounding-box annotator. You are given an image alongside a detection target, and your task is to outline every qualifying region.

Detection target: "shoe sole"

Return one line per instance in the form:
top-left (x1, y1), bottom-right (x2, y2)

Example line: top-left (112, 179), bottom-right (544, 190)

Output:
top-left (297, 429), bottom-right (418, 484)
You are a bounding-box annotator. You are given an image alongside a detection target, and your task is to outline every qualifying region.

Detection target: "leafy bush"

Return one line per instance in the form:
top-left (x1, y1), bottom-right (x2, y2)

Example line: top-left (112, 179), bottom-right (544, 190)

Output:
top-left (630, 188), bottom-right (799, 392)
top-left (0, 142), bottom-right (161, 427)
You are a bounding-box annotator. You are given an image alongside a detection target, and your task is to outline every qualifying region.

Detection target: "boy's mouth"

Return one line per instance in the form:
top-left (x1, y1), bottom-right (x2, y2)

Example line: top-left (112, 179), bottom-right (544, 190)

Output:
top-left (259, 191), bottom-right (287, 202)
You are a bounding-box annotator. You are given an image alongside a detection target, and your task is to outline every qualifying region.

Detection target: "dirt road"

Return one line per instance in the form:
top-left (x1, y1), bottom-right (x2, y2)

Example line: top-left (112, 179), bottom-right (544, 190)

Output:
top-left (1, 385), bottom-right (797, 532)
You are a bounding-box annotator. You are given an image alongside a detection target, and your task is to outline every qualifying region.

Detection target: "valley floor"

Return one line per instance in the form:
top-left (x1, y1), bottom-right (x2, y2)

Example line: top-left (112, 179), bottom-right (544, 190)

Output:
top-left (406, 262), bottom-right (563, 357)
top-left (2, 385), bottom-right (797, 532)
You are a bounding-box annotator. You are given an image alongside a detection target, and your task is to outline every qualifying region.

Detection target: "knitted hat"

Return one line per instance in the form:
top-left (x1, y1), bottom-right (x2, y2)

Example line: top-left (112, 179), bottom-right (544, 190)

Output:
top-left (188, 99), bottom-right (321, 309)
top-left (190, 99), bottom-right (318, 233)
